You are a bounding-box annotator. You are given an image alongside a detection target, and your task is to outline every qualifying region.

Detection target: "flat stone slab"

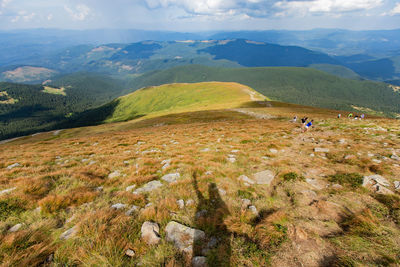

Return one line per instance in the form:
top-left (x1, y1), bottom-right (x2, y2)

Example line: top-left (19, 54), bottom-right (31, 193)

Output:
top-left (0, 187), bottom-right (16, 196)
top-left (141, 221), bottom-right (161, 245)
top-left (238, 175), bottom-right (255, 185)
top-left (314, 148), bottom-right (330, 153)
top-left (165, 221), bottom-right (206, 255)
top-left (60, 226), bottom-right (77, 240)
top-left (162, 173), bottom-right (180, 183)
top-left (363, 175), bottom-right (390, 187)
top-left (134, 180), bottom-right (163, 194)
top-left (253, 170), bottom-right (275, 185)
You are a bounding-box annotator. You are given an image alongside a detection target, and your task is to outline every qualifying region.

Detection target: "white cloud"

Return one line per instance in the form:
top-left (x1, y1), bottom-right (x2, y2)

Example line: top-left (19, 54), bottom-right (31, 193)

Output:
top-left (389, 2), bottom-right (400, 15)
top-left (0, 0), bottom-right (12, 14)
top-left (11, 10), bottom-right (36, 22)
top-left (274, 0), bottom-right (383, 17)
top-left (64, 4), bottom-right (91, 21)
top-left (47, 13), bottom-right (53, 20)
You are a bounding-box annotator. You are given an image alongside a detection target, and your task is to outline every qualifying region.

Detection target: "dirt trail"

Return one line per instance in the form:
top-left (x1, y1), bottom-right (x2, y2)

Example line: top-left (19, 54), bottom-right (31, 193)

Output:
top-left (232, 108), bottom-right (275, 119)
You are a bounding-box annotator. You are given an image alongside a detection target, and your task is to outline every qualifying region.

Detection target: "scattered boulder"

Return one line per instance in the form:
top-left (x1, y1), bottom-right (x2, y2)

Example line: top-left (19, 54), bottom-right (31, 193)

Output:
top-left (125, 249), bottom-right (135, 257)
top-left (108, 170), bottom-right (121, 179)
top-left (248, 205), bottom-right (258, 216)
top-left (314, 148), bottom-right (329, 153)
top-left (394, 181), bottom-right (400, 190)
top-left (363, 175), bottom-right (390, 187)
top-left (125, 205), bottom-right (139, 216)
top-left (162, 173), bottom-right (180, 183)
top-left (161, 159), bottom-right (171, 170)
top-left (126, 185), bottom-right (136, 192)
top-left (373, 184), bottom-right (394, 195)
top-left (141, 221), bottom-right (161, 245)
top-left (165, 221), bottom-right (206, 254)
top-left (111, 203), bottom-right (127, 210)
top-left (177, 199), bottom-right (185, 209)
top-left (192, 256), bottom-right (208, 267)
top-left (6, 163), bottom-right (20, 170)
top-left (60, 226), bottom-right (77, 240)
top-left (0, 187), bottom-right (16, 196)
top-left (238, 175), bottom-right (254, 186)
top-left (253, 170), bottom-right (275, 185)
top-left (8, 223), bottom-right (23, 233)
top-left (134, 180), bottom-right (163, 194)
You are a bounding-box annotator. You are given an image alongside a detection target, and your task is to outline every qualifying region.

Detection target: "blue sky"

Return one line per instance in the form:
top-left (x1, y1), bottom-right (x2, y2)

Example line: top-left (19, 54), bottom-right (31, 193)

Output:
top-left (0, 0), bottom-right (399, 31)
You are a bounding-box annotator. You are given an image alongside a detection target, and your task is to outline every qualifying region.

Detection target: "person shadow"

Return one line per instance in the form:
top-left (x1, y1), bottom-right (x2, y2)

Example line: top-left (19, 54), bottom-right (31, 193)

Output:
top-left (192, 171), bottom-right (232, 267)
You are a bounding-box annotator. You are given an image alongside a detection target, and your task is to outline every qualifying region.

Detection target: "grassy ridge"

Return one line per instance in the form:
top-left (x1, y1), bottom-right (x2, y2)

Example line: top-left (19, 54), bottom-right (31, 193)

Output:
top-left (130, 65), bottom-right (400, 116)
top-left (100, 82), bottom-right (265, 123)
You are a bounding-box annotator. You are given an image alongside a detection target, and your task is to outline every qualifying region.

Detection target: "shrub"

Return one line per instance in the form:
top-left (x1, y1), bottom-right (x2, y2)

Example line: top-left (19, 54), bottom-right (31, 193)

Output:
top-left (328, 173), bottom-right (363, 188)
top-left (282, 172), bottom-right (303, 182)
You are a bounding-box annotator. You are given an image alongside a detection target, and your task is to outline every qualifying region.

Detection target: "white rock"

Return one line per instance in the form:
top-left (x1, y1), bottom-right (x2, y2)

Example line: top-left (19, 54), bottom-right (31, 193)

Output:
top-left (394, 181), bottom-right (400, 190)
top-left (241, 198), bottom-right (251, 209)
top-left (8, 223), bottom-right (23, 233)
top-left (248, 205), bottom-right (258, 215)
top-left (145, 203), bottom-right (153, 208)
top-left (205, 171), bottom-right (213, 176)
top-left (372, 159), bottom-right (382, 164)
top-left (331, 184), bottom-right (343, 189)
top-left (192, 256), bottom-right (208, 267)
top-left (201, 148), bottom-right (210, 152)
top-left (108, 171), bottom-right (121, 179)
top-left (125, 205), bottom-right (139, 216)
top-left (373, 184), bottom-right (394, 195)
top-left (165, 221), bottom-right (206, 255)
top-left (231, 150), bottom-right (240, 153)
top-left (391, 154), bottom-right (400, 161)
top-left (364, 175), bottom-right (390, 187)
top-left (218, 188), bottom-right (226, 196)
top-left (162, 173), bottom-right (180, 183)
top-left (227, 157), bottom-right (236, 163)
top-left (134, 180), bottom-right (163, 194)
top-left (111, 203), bottom-right (127, 210)
top-left (253, 170), bottom-right (275, 185)
top-left (88, 161), bottom-right (96, 165)
top-left (238, 175), bottom-right (254, 185)
top-left (95, 186), bottom-right (103, 192)
top-left (60, 226), bottom-right (77, 240)
top-left (309, 153), bottom-right (315, 157)
top-left (141, 221), bottom-right (161, 245)
top-left (125, 249), bottom-right (135, 257)
top-left (6, 163), bottom-right (20, 170)
top-left (0, 187), bottom-right (16, 196)
top-left (177, 199), bottom-right (185, 209)
top-left (186, 199), bottom-right (194, 206)
top-left (81, 159), bottom-right (89, 163)
top-left (126, 185), bottom-right (136, 192)
top-left (314, 148), bottom-right (330, 153)
top-left (269, 148), bottom-right (278, 154)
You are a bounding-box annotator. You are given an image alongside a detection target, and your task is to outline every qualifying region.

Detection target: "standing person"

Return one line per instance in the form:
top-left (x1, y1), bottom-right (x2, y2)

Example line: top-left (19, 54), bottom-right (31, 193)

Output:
top-left (338, 114), bottom-right (341, 119)
top-left (348, 113), bottom-right (353, 119)
top-left (361, 114), bottom-right (365, 120)
top-left (292, 115), bottom-right (297, 123)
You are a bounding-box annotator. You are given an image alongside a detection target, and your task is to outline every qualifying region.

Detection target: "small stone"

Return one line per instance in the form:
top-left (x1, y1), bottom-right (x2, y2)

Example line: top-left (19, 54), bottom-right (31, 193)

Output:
top-left (126, 185), bottom-right (136, 192)
top-left (269, 148), bottom-right (278, 154)
top-left (372, 159), bottom-right (382, 164)
top-left (218, 188), bottom-right (226, 196)
top-left (314, 148), bottom-right (329, 153)
top-left (141, 221), bottom-right (161, 245)
top-left (6, 163), bottom-right (20, 170)
top-left (196, 210), bottom-right (207, 218)
top-left (145, 203), bottom-right (153, 208)
top-left (373, 184), bottom-right (394, 195)
top-left (365, 175), bottom-right (390, 187)
top-left (186, 199), bottom-right (194, 206)
top-left (134, 180), bottom-right (163, 194)
top-left (231, 149), bottom-right (240, 153)
top-left (309, 153), bottom-right (315, 157)
top-left (0, 187), bottom-right (16, 196)
top-left (162, 173), bottom-right (180, 183)
top-left (88, 160), bottom-right (96, 165)
top-left (165, 221), bottom-right (206, 255)
top-left (391, 154), bottom-right (400, 161)
top-left (238, 175), bottom-right (254, 185)
top-left (344, 155), bottom-right (356, 160)
top-left (205, 171), bottom-right (213, 176)
top-left (331, 184), bottom-right (343, 189)
top-left (108, 171), bottom-right (121, 179)
top-left (81, 159), bottom-right (89, 163)
top-left (192, 256), bottom-right (208, 267)
top-left (177, 199), bottom-right (185, 209)
top-left (253, 170), bottom-right (275, 185)
top-left (111, 203), bottom-right (127, 210)
top-left (125, 205), bottom-right (139, 216)
top-left (124, 160), bottom-right (130, 164)
top-left (368, 153), bottom-right (374, 157)
top-left (60, 226), bottom-right (77, 240)
top-left (394, 181), bottom-right (400, 190)
top-left (227, 157), bottom-right (236, 163)
top-left (248, 205), bottom-right (258, 215)
top-left (125, 249), bottom-right (135, 257)
top-left (95, 186), bottom-right (103, 192)
top-left (201, 148), bottom-right (210, 152)
top-left (8, 223), bottom-right (23, 233)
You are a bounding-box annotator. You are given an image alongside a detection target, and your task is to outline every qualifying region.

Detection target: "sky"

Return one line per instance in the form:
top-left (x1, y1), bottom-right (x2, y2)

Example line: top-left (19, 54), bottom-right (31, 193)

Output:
top-left (0, 0), bottom-right (399, 31)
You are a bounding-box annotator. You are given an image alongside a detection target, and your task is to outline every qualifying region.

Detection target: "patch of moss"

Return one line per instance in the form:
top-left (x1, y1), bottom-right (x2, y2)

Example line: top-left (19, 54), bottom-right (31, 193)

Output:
top-left (328, 173), bottom-right (363, 188)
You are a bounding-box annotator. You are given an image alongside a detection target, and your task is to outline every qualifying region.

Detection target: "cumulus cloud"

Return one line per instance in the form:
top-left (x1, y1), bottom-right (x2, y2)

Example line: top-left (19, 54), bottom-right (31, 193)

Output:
top-left (274, 0), bottom-right (383, 17)
top-left (64, 4), bottom-right (91, 21)
top-left (389, 2), bottom-right (400, 15)
top-left (11, 10), bottom-right (36, 22)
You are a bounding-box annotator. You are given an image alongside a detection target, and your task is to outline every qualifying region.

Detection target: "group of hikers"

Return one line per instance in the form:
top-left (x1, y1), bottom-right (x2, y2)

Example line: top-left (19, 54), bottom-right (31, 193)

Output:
top-left (292, 116), bottom-right (313, 132)
top-left (337, 113), bottom-right (365, 120)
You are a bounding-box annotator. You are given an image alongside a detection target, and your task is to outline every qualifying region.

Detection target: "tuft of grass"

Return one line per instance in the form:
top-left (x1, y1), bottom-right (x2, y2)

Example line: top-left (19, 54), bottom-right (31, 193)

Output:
top-left (282, 172), bottom-right (303, 182)
top-left (328, 173), bottom-right (363, 188)
top-left (373, 194), bottom-right (400, 224)
top-left (0, 197), bottom-right (26, 220)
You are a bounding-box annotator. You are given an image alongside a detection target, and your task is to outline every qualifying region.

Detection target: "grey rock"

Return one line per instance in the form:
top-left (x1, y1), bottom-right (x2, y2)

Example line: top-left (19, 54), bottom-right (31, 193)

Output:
top-left (145, 203), bottom-right (153, 208)
top-left (108, 170), bottom-right (121, 179)
top-left (111, 203), bottom-right (127, 210)
top-left (227, 157), bottom-right (236, 163)
top-left (218, 188), bottom-right (226, 196)
top-left (134, 180), bottom-right (163, 194)
top-left (165, 221), bottom-right (206, 254)
top-left (95, 186), bottom-right (103, 192)
top-left (391, 154), bottom-right (400, 161)
top-left (196, 210), bottom-right (207, 218)
top-left (60, 226), bottom-right (77, 240)
top-left (306, 178), bottom-right (326, 190)
top-left (363, 175), bottom-right (390, 187)
top-left (394, 181), bottom-right (400, 190)
top-left (192, 256), bottom-right (208, 267)
top-left (238, 175), bottom-right (255, 185)
top-left (141, 221), bottom-right (161, 245)
top-left (207, 237), bottom-right (218, 248)
top-left (0, 187), bottom-right (16, 196)
top-left (162, 173), bottom-right (180, 183)
top-left (8, 223), bottom-right (23, 233)
top-left (126, 185), bottom-right (136, 192)
top-left (6, 163), bottom-right (20, 170)
top-left (331, 184), bottom-right (343, 189)
top-left (269, 148), bottom-right (278, 154)
top-left (314, 148), bottom-right (330, 153)
top-left (241, 199), bottom-right (251, 209)
top-left (248, 205), bottom-right (258, 215)
top-left (253, 170), bottom-right (275, 185)
top-left (125, 205), bottom-right (139, 216)
top-left (177, 199), bottom-right (185, 209)
top-left (186, 199), bottom-right (194, 206)
top-left (125, 249), bottom-right (135, 257)
top-left (373, 184), bottom-right (394, 195)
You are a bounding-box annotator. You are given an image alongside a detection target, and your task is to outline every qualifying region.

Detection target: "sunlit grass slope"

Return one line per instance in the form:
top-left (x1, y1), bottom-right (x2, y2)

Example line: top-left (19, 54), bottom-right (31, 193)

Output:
top-left (102, 82), bottom-right (266, 123)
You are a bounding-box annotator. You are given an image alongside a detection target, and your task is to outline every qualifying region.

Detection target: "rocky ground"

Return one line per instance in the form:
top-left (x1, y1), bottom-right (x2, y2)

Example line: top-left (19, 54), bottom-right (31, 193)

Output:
top-left (0, 107), bottom-right (400, 266)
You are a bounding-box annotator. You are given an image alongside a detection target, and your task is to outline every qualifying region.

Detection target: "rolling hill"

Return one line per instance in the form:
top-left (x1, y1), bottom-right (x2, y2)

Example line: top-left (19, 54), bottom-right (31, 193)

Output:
top-left (74, 82), bottom-right (266, 124)
top-left (128, 65), bottom-right (400, 117)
